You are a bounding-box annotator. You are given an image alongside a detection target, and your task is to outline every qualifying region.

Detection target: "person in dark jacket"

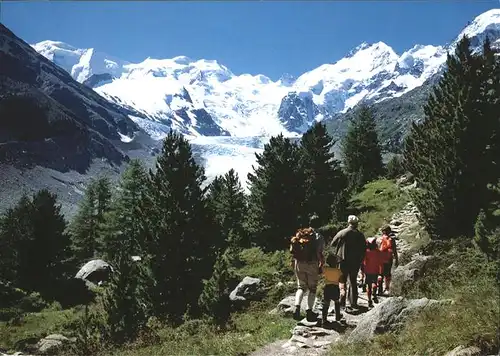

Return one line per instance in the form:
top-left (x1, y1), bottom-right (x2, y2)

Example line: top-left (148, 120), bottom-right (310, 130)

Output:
top-left (329, 215), bottom-right (366, 312)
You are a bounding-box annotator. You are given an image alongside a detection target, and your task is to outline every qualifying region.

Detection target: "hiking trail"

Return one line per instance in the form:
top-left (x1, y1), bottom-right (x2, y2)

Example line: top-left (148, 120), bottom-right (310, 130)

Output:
top-left (250, 201), bottom-right (419, 356)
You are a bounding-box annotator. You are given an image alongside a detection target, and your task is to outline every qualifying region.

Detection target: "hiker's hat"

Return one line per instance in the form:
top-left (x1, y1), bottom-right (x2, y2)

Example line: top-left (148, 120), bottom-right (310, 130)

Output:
top-left (348, 215), bottom-right (359, 224)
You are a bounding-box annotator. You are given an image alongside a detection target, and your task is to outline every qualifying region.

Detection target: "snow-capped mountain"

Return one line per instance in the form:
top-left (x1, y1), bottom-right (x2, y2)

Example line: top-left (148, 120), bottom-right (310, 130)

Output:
top-left (31, 9), bottom-right (500, 143)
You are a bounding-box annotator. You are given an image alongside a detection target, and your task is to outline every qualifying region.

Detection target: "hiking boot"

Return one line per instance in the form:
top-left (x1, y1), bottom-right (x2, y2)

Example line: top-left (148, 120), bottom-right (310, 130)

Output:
top-left (368, 300), bottom-right (374, 308)
top-left (293, 306), bottom-right (301, 321)
top-left (335, 312), bottom-right (343, 322)
top-left (306, 309), bottom-right (318, 322)
top-left (373, 296), bottom-right (379, 304)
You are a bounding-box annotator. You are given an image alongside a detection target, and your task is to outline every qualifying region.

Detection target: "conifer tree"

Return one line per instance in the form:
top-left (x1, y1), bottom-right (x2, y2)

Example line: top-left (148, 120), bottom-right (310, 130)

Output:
top-left (198, 249), bottom-right (234, 328)
top-left (207, 169), bottom-right (248, 251)
top-left (0, 195), bottom-right (32, 286)
top-left (28, 190), bottom-right (72, 299)
top-left (0, 191), bottom-right (71, 300)
top-left (102, 254), bottom-right (151, 344)
top-left (70, 176), bottom-right (112, 261)
top-left (299, 122), bottom-right (347, 225)
top-left (146, 130), bottom-right (216, 324)
top-left (101, 160), bottom-right (150, 262)
top-left (246, 134), bottom-right (306, 251)
top-left (341, 105), bottom-right (384, 190)
top-left (404, 36), bottom-right (499, 239)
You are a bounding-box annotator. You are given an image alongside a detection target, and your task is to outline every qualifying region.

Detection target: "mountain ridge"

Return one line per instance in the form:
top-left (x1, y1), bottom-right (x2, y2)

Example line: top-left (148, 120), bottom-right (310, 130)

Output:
top-left (32, 9), bottom-right (500, 140)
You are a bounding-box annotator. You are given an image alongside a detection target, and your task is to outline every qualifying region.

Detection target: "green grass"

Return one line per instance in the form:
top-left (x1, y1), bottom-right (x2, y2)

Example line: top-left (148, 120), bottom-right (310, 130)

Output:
top-left (328, 246), bottom-right (500, 356)
top-left (0, 306), bottom-right (82, 352)
top-left (349, 179), bottom-right (411, 236)
top-left (110, 309), bottom-right (295, 356)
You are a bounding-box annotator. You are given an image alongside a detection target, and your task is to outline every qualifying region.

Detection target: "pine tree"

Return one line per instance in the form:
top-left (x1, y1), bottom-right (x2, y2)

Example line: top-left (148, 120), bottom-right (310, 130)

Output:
top-left (198, 249), bottom-right (234, 328)
top-left (0, 191), bottom-right (72, 301)
top-left (0, 195), bottom-right (33, 287)
top-left (146, 130), bottom-right (216, 324)
top-left (207, 169), bottom-right (248, 251)
top-left (246, 134), bottom-right (306, 251)
top-left (102, 254), bottom-right (151, 344)
top-left (70, 176), bottom-right (112, 261)
top-left (341, 105), bottom-right (384, 190)
top-left (299, 122), bottom-right (347, 226)
top-left (28, 190), bottom-right (73, 300)
top-left (101, 160), bottom-right (150, 262)
top-left (403, 36), bottom-right (499, 239)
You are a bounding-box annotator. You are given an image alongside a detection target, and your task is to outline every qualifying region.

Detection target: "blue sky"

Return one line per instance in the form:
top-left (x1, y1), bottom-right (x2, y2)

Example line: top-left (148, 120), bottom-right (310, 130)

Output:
top-left (2, 1), bottom-right (499, 80)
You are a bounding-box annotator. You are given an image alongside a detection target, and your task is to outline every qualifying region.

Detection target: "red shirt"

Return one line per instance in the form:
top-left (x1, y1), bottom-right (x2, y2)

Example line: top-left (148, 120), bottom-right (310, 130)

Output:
top-left (363, 248), bottom-right (384, 275)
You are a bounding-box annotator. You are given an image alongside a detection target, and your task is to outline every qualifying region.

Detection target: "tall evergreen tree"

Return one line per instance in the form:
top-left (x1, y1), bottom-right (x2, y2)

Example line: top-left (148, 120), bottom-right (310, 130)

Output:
top-left (341, 105), bottom-right (384, 190)
top-left (404, 36), bottom-right (499, 239)
top-left (0, 191), bottom-right (71, 300)
top-left (101, 160), bottom-right (150, 262)
top-left (246, 134), bottom-right (306, 251)
top-left (300, 122), bottom-right (347, 225)
top-left (207, 169), bottom-right (248, 251)
top-left (99, 160), bottom-right (152, 343)
top-left (146, 130), bottom-right (216, 324)
top-left (70, 176), bottom-right (112, 261)
top-left (0, 195), bottom-right (32, 286)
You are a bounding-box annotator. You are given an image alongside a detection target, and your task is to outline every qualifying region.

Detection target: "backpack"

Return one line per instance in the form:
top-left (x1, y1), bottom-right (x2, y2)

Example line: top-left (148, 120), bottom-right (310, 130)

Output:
top-left (290, 227), bottom-right (318, 262)
top-left (380, 235), bottom-right (395, 253)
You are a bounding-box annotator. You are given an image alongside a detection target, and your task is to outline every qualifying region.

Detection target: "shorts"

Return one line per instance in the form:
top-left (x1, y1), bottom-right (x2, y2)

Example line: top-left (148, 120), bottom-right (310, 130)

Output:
top-left (323, 284), bottom-right (340, 301)
top-left (295, 261), bottom-right (319, 292)
top-left (365, 273), bottom-right (378, 285)
top-left (382, 261), bottom-right (393, 277)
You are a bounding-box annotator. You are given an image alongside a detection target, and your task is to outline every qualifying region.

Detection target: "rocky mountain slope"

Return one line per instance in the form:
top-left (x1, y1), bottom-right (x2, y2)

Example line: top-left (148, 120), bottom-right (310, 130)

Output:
top-left (0, 23), bottom-right (159, 216)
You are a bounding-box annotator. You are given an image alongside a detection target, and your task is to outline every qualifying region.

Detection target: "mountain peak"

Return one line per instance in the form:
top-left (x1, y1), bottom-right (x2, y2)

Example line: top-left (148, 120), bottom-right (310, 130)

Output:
top-left (454, 8), bottom-right (500, 47)
top-left (346, 41), bottom-right (394, 58)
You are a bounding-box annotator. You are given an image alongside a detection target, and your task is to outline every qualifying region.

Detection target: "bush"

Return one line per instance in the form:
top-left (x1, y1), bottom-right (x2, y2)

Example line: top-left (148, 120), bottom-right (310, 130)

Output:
top-left (236, 248), bottom-right (293, 286)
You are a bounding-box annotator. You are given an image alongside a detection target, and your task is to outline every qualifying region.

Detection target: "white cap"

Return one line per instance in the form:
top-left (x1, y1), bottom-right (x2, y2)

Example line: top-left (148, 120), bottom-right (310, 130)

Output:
top-left (348, 215), bottom-right (359, 224)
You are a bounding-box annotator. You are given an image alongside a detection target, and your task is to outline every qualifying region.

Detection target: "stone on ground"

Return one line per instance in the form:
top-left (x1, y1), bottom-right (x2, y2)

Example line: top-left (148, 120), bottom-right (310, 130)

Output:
top-left (347, 297), bottom-right (453, 343)
top-left (229, 276), bottom-right (263, 302)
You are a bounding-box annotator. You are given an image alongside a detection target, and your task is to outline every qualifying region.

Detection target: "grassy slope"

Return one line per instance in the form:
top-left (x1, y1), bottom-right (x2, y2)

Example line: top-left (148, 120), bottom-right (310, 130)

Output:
top-left (348, 179), bottom-right (411, 237)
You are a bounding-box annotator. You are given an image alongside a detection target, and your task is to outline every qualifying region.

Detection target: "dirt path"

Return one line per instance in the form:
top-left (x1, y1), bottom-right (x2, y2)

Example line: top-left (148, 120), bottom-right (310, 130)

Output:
top-left (250, 288), bottom-right (390, 356)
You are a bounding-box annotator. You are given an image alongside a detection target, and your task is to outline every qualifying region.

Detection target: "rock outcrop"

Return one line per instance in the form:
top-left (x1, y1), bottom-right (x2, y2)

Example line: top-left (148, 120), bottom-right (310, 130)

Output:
top-left (347, 297), bottom-right (452, 343)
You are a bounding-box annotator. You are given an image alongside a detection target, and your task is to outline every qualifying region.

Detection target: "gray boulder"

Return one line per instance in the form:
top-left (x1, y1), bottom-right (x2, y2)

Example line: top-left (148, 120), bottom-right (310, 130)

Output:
top-left (391, 254), bottom-right (437, 296)
top-left (75, 259), bottom-right (113, 286)
top-left (229, 276), bottom-right (263, 302)
top-left (347, 297), bottom-right (452, 343)
top-left (36, 334), bottom-right (75, 355)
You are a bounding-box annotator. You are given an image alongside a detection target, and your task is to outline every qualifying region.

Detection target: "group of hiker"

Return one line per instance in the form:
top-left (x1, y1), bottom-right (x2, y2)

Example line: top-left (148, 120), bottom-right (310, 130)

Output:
top-left (289, 214), bottom-right (398, 325)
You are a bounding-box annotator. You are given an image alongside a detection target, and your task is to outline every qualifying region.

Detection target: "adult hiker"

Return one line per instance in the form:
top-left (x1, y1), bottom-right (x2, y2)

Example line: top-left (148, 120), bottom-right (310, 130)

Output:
top-left (290, 214), bottom-right (325, 322)
top-left (330, 215), bottom-right (366, 312)
top-left (378, 225), bottom-right (399, 295)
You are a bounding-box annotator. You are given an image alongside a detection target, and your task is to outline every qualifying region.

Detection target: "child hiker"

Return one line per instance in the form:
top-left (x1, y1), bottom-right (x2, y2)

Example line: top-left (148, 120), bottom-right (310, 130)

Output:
top-left (321, 251), bottom-right (345, 325)
top-left (363, 237), bottom-right (384, 307)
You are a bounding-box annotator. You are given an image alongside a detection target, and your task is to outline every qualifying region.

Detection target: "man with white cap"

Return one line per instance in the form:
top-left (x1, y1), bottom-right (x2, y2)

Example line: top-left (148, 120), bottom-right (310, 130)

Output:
top-left (329, 215), bottom-right (366, 312)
